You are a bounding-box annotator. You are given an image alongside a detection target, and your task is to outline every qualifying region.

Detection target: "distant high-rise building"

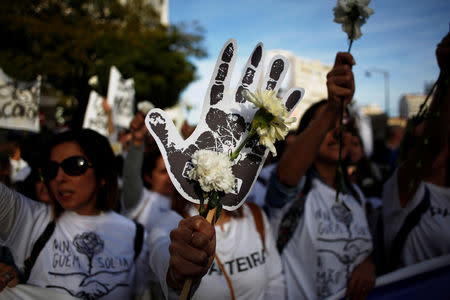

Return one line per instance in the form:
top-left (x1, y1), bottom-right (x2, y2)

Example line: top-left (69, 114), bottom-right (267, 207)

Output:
top-left (119, 0), bottom-right (169, 25)
top-left (361, 103), bottom-right (383, 116)
top-left (147, 0), bottom-right (169, 25)
top-left (267, 50), bottom-right (332, 130)
top-left (399, 94), bottom-right (427, 119)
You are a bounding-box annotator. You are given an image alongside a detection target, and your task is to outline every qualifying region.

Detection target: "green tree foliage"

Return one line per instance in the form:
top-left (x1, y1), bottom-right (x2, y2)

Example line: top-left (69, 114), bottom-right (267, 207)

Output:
top-left (0, 0), bottom-right (206, 127)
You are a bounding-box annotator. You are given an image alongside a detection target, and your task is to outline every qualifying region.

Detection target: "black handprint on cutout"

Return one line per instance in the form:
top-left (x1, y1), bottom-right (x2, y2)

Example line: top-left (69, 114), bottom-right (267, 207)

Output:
top-left (146, 39), bottom-right (304, 210)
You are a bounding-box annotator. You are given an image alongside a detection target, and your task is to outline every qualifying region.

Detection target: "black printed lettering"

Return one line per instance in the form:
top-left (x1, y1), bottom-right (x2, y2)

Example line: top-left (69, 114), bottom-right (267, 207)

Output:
top-left (52, 253), bottom-right (58, 268)
top-left (430, 206), bottom-right (450, 217)
top-left (52, 253), bottom-right (80, 269)
top-left (224, 260), bottom-right (234, 275)
top-left (318, 222), bottom-right (345, 235)
top-left (0, 101), bottom-right (37, 120)
top-left (119, 257), bottom-right (129, 267)
top-left (97, 257), bottom-right (105, 268)
top-left (208, 262), bottom-right (221, 276)
top-left (53, 239), bottom-right (71, 254)
top-left (104, 257), bottom-right (115, 269)
top-left (236, 257), bottom-right (248, 272)
top-left (315, 209), bottom-right (331, 221)
top-left (251, 252), bottom-right (262, 267)
top-left (72, 255), bottom-right (81, 268)
top-left (246, 256), bottom-right (253, 269)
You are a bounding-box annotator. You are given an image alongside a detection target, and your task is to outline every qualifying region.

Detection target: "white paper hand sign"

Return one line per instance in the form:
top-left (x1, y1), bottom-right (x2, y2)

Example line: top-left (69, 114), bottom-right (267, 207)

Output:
top-left (146, 39), bottom-right (304, 210)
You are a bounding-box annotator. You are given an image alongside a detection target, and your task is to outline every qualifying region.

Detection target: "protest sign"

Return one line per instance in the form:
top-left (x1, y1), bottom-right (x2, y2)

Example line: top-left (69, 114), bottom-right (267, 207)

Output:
top-left (106, 66), bottom-right (135, 129)
top-left (146, 39), bottom-right (304, 211)
top-left (82, 90), bottom-right (110, 137)
top-left (0, 69), bottom-right (41, 132)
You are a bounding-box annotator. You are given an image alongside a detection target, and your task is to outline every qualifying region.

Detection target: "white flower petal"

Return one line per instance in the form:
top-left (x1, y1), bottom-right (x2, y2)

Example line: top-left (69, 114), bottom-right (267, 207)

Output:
top-left (189, 150), bottom-right (235, 194)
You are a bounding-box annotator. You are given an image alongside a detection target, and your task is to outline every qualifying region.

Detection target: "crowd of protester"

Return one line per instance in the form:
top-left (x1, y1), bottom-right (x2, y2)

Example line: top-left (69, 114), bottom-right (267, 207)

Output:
top-left (0, 32), bottom-right (448, 300)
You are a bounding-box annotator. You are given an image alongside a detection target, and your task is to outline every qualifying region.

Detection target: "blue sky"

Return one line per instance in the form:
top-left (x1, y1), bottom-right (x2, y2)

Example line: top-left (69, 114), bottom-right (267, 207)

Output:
top-left (169, 0), bottom-right (450, 123)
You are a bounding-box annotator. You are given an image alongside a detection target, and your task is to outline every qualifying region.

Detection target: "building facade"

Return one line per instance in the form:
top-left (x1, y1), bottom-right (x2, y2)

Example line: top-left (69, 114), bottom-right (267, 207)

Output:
top-left (399, 94), bottom-right (428, 119)
top-left (267, 50), bottom-right (332, 129)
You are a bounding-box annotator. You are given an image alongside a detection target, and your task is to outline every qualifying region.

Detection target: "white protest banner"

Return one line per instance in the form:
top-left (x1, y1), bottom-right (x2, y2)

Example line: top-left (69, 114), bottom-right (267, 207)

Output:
top-left (82, 90), bottom-right (110, 137)
top-left (325, 254), bottom-right (450, 300)
top-left (0, 69), bottom-right (41, 132)
top-left (106, 66), bottom-right (135, 129)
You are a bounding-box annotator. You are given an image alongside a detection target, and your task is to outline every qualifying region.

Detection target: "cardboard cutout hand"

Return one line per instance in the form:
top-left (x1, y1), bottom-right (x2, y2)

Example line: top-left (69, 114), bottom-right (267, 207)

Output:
top-left (146, 39), bottom-right (304, 210)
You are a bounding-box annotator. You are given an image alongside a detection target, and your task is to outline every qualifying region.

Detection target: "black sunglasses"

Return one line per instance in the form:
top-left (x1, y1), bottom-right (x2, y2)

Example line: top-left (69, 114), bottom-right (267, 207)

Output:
top-left (42, 156), bottom-right (93, 180)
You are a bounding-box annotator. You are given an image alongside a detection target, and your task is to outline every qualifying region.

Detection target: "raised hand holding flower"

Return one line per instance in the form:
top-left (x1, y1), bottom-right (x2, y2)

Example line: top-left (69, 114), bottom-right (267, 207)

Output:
top-left (333, 0), bottom-right (373, 205)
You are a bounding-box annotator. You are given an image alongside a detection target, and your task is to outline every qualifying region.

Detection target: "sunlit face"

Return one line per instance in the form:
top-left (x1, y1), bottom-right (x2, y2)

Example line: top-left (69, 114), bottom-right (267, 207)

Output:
top-left (48, 142), bottom-right (100, 215)
top-left (349, 135), bottom-right (364, 163)
top-left (315, 105), bottom-right (351, 164)
top-left (146, 156), bottom-right (174, 197)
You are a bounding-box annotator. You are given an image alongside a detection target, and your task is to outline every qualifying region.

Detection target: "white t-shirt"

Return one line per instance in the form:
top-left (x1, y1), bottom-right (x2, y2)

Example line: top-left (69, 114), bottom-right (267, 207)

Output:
top-left (9, 157), bottom-right (31, 183)
top-left (149, 205), bottom-right (286, 300)
top-left (189, 204), bottom-right (285, 300)
top-left (271, 178), bottom-right (373, 300)
top-left (124, 188), bottom-right (172, 231)
top-left (383, 169), bottom-right (450, 267)
top-left (0, 184), bottom-right (153, 300)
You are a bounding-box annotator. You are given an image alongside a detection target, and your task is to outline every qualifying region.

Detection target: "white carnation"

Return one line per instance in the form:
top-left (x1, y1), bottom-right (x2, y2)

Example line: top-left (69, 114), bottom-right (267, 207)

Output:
top-left (137, 100), bottom-right (155, 114)
top-left (333, 0), bottom-right (373, 40)
top-left (188, 150), bottom-right (235, 194)
top-left (245, 89), bottom-right (296, 156)
top-left (88, 75), bottom-right (98, 87)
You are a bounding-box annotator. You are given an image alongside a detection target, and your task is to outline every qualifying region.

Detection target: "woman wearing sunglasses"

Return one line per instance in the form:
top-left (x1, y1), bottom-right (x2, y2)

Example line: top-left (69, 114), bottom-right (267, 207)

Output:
top-left (0, 128), bottom-right (217, 299)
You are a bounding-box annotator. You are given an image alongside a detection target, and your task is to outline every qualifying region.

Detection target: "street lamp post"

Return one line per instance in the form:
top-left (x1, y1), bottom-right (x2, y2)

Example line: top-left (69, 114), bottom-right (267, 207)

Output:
top-left (365, 68), bottom-right (390, 116)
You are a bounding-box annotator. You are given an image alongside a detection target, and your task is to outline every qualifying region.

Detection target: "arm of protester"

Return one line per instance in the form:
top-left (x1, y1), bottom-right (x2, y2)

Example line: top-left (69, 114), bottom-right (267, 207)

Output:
top-left (0, 183), bottom-right (23, 241)
top-left (277, 52), bottom-right (355, 187)
top-left (102, 98), bottom-right (115, 136)
top-left (346, 255), bottom-right (376, 300)
top-left (397, 32), bottom-right (450, 207)
top-left (121, 112), bottom-right (148, 213)
top-left (166, 216), bottom-right (216, 295)
top-left (264, 166), bottom-right (306, 224)
top-left (0, 262), bottom-right (19, 293)
top-left (148, 212), bottom-right (215, 299)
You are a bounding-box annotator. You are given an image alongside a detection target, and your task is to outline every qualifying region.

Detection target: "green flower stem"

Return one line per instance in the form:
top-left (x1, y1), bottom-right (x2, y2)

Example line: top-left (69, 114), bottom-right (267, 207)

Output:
top-left (335, 21), bottom-right (354, 209)
top-left (231, 126), bottom-right (257, 161)
top-left (347, 38), bottom-right (354, 53)
top-left (199, 190), bottom-right (222, 223)
top-left (231, 107), bottom-right (275, 161)
top-left (335, 99), bottom-right (345, 203)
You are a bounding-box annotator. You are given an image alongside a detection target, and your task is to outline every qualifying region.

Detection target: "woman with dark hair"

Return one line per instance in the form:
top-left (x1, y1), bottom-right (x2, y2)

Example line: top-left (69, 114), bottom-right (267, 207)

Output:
top-left (347, 129), bottom-right (383, 200)
top-left (382, 33), bottom-right (450, 271)
top-left (0, 129), bottom-right (154, 299)
top-left (0, 150), bottom-right (11, 187)
top-left (265, 52), bottom-right (375, 300)
top-left (16, 167), bottom-right (52, 204)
